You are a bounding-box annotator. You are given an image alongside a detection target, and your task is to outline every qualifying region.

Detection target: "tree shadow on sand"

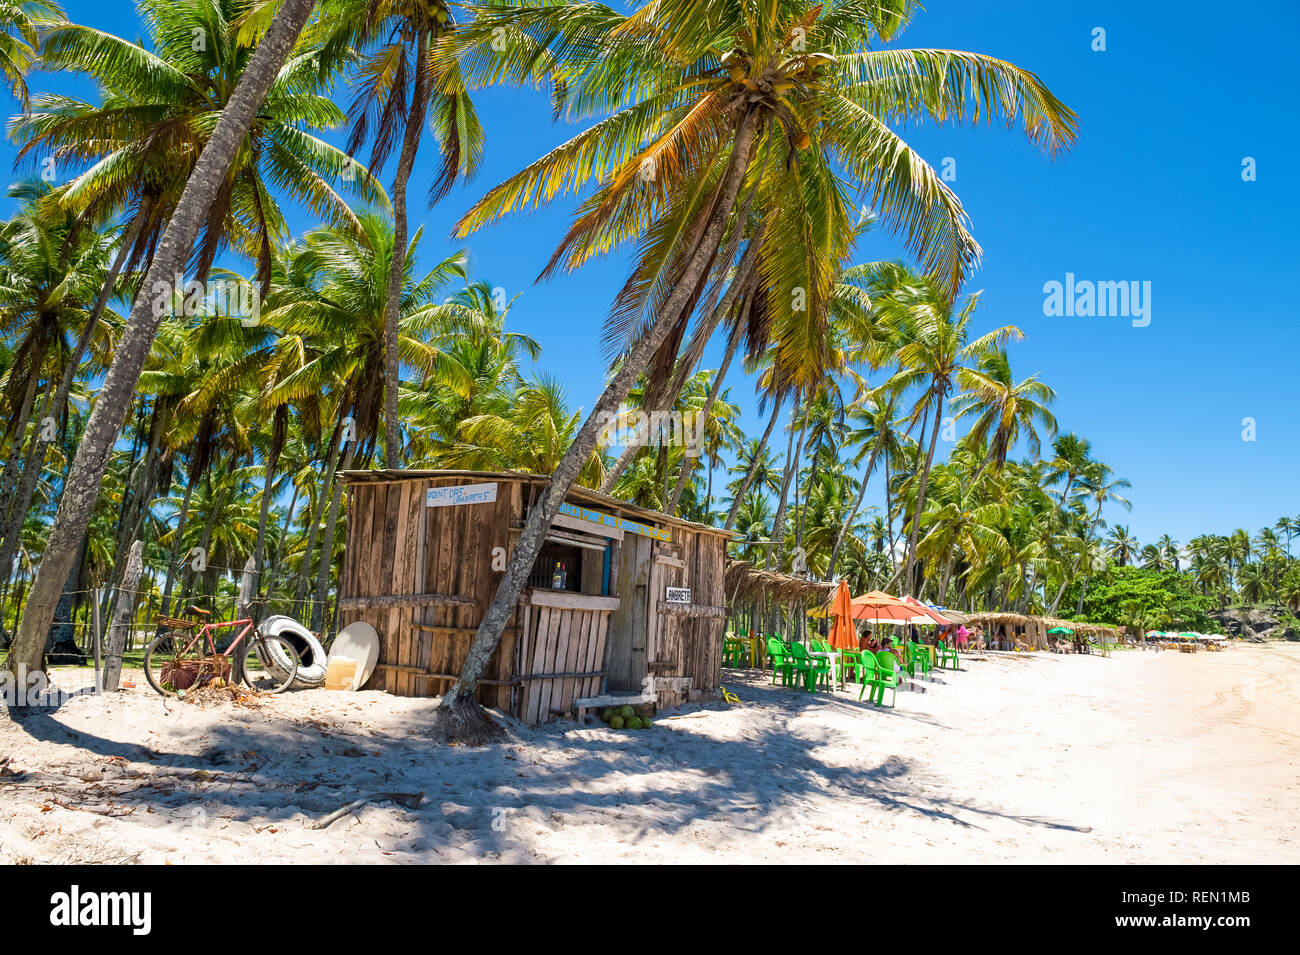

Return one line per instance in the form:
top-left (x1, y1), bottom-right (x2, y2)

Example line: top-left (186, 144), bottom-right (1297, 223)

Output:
top-left (2, 670), bottom-right (1091, 862)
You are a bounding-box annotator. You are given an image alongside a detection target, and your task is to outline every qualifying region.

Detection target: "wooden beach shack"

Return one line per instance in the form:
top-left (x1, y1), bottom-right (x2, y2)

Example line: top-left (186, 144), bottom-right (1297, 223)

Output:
top-left (334, 470), bottom-right (733, 724)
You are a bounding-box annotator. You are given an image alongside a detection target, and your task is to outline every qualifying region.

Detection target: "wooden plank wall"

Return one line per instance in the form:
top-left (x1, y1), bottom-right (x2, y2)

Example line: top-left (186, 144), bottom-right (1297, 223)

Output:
top-left (336, 475), bottom-right (727, 719)
top-left (337, 477), bottom-right (522, 712)
top-left (516, 605), bottom-right (610, 723)
top-left (607, 534), bottom-right (651, 691)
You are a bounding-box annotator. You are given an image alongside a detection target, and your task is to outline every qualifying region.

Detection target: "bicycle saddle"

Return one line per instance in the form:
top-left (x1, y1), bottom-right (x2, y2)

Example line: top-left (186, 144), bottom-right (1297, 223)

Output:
top-left (187, 605), bottom-right (211, 617)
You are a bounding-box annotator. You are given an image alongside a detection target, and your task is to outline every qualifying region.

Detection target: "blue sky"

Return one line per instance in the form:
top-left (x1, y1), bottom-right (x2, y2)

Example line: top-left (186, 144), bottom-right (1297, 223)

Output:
top-left (5, 0), bottom-right (1297, 548)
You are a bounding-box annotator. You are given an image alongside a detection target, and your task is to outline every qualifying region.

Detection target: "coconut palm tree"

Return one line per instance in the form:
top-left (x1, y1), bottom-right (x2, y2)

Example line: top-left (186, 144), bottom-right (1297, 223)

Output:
top-left (9, 0), bottom-right (322, 675)
top-left (431, 0), bottom-right (1075, 736)
top-left (827, 389), bottom-right (902, 578)
top-left (871, 262), bottom-right (1023, 594)
top-left (950, 347), bottom-right (1056, 473)
top-left (260, 210), bottom-right (468, 624)
top-left (1106, 524), bottom-right (1138, 567)
top-left (312, 0), bottom-right (483, 463)
top-left (0, 1), bottom-right (63, 110)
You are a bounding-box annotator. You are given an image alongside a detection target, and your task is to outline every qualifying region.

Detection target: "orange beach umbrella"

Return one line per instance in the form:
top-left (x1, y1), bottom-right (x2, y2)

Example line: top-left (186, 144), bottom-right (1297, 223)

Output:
top-left (828, 580), bottom-right (858, 650)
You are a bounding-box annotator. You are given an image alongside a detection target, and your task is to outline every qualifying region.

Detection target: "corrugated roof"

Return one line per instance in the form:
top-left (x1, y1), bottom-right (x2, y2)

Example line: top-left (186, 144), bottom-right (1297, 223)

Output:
top-left (337, 469), bottom-right (737, 538)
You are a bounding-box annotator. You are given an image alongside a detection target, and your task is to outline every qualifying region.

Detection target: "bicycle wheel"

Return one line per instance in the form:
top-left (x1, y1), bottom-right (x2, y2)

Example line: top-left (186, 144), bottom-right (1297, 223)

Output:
top-left (144, 631), bottom-right (221, 697)
top-left (239, 633), bottom-right (299, 694)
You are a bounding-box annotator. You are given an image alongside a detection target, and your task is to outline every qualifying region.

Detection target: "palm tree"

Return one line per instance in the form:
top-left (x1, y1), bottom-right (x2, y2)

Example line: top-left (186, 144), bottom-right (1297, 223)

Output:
top-left (261, 210), bottom-right (467, 624)
top-left (430, 0), bottom-right (1075, 736)
top-left (1157, 534), bottom-right (1180, 572)
top-left (14, 0), bottom-right (382, 287)
top-left (828, 390), bottom-right (902, 578)
top-left (9, 0), bottom-right (319, 676)
top-left (1106, 525), bottom-right (1138, 566)
top-left (872, 263), bottom-right (1023, 594)
top-left (950, 347), bottom-right (1056, 472)
top-left (0, 1), bottom-right (63, 109)
top-left (0, 180), bottom-right (115, 597)
top-left (313, 0), bottom-right (482, 463)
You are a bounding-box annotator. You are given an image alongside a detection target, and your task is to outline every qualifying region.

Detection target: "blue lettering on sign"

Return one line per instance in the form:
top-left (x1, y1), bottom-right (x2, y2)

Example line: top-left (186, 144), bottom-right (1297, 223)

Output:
top-left (426, 482), bottom-right (498, 507)
top-left (556, 502), bottom-right (671, 542)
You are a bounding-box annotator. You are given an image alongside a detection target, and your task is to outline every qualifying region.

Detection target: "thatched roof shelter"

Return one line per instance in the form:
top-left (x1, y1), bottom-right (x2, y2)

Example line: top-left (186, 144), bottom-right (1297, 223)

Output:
top-left (966, 611), bottom-right (1032, 628)
top-left (724, 561), bottom-right (836, 607)
top-left (1040, 616), bottom-right (1122, 638)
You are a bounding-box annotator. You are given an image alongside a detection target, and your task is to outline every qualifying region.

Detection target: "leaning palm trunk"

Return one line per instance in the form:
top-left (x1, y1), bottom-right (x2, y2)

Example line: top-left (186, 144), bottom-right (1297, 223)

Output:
top-left (7, 0), bottom-right (318, 677)
top-left (0, 373), bottom-right (42, 569)
top-left (433, 112), bottom-right (761, 740)
top-left (379, 33), bottom-right (431, 466)
top-left (724, 398), bottom-right (781, 531)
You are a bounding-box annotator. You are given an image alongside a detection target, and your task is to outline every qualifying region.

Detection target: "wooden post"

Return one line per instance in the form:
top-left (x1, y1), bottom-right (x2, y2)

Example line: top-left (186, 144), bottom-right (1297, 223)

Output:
top-left (103, 540), bottom-right (142, 691)
top-left (236, 553), bottom-right (256, 622)
top-left (91, 587), bottom-right (102, 693)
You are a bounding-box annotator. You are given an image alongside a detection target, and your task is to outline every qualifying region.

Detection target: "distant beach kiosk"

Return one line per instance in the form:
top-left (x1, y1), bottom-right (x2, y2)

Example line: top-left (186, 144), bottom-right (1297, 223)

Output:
top-left (334, 470), bottom-right (733, 723)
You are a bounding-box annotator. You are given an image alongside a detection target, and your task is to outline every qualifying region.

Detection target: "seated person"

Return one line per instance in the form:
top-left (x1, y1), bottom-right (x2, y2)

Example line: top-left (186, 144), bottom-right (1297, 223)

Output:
top-left (878, 634), bottom-right (906, 667)
top-left (858, 628), bottom-right (880, 652)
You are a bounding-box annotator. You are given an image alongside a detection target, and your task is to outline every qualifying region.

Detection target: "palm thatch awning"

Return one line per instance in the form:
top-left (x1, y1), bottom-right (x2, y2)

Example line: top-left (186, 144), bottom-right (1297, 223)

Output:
top-left (724, 561), bottom-right (836, 607)
top-left (1039, 616), bottom-right (1122, 638)
top-left (965, 611), bottom-right (1033, 627)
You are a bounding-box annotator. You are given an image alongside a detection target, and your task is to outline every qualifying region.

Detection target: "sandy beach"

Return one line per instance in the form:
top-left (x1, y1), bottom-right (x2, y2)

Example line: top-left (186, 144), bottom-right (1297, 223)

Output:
top-left (2, 642), bottom-right (1296, 864)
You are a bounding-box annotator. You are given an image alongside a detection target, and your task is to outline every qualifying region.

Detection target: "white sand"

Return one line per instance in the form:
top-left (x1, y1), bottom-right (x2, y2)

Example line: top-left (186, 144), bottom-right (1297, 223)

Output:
top-left (2, 642), bottom-right (1297, 864)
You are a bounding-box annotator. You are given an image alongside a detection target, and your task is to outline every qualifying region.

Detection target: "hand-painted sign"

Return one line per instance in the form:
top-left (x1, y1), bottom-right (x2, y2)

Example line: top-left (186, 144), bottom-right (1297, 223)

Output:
top-left (426, 482), bottom-right (498, 508)
top-left (666, 587), bottom-right (691, 604)
top-left (556, 502), bottom-right (671, 542)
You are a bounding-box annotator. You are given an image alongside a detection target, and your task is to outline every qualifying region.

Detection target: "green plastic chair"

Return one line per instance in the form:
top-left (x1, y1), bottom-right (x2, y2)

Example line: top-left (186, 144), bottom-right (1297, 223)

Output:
top-left (936, 641), bottom-right (959, 670)
top-left (765, 637), bottom-right (794, 686)
top-left (908, 640), bottom-right (933, 680)
top-left (723, 637), bottom-right (749, 668)
top-left (839, 648), bottom-right (863, 684)
top-left (870, 650), bottom-right (900, 707)
top-left (786, 641), bottom-right (830, 692)
top-left (856, 652), bottom-right (881, 703)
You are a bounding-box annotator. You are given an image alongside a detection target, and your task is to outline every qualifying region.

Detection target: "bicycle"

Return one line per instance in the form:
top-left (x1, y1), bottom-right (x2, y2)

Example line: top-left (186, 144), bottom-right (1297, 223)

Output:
top-left (143, 604), bottom-right (300, 697)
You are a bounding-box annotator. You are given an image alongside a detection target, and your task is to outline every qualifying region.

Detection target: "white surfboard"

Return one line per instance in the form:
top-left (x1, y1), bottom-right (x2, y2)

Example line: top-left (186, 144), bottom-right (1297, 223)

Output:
top-left (327, 621), bottom-right (380, 691)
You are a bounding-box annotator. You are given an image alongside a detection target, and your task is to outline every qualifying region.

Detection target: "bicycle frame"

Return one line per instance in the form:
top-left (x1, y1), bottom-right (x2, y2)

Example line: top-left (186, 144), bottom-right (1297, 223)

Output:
top-left (171, 617), bottom-right (257, 660)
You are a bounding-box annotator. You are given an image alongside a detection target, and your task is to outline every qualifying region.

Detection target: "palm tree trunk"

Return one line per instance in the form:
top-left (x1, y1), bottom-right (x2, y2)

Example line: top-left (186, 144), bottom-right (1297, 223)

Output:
top-left (902, 388), bottom-right (944, 595)
top-left (295, 419), bottom-right (343, 616)
top-left (0, 372), bottom-right (42, 559)
top-left (6, 0), bottom-right (317, 677)
top-left (666, 303), bottom-right (748, 515)
top-left (379, 31), bottom-right (432, 467)
top-left (312, 440), bottom-right (355, 632)
top-left (253, 405), bottom-right (288, 590)
top-left (724, 398), bottom-right (781, 531)
top-left (828, 442), bottom-right (883, 580)
top-left (0, 199), bottom-right (153, 586)
top-left (266, 474), bottom-right (301, 599)
top-left (768, 400), bottom-right (801, 571)
top-left (433, 110), bottom-right (762, 739)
